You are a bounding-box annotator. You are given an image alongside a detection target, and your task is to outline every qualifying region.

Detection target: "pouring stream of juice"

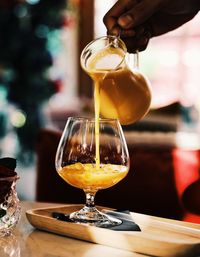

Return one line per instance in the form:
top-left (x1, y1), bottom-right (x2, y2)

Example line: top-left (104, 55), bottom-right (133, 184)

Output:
top-left (87, 47), bottom-right (125, 169)
top-left (83, 37), bottom-right (151, 169)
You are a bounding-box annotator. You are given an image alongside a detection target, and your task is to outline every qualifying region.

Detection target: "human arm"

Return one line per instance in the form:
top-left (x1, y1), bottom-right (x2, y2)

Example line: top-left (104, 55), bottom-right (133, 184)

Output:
top-left (103, 0), bottom-right (200, 52)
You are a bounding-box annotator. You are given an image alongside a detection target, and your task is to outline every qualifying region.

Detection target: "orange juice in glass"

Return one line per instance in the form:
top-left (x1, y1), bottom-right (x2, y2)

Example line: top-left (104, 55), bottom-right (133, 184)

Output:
top-left (55, 117), bottom-right (129, 227)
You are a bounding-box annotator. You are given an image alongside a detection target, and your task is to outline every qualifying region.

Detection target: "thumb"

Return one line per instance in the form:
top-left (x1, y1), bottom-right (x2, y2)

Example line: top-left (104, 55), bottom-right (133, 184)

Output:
top-left (118, 0), bottom-right (162, 29)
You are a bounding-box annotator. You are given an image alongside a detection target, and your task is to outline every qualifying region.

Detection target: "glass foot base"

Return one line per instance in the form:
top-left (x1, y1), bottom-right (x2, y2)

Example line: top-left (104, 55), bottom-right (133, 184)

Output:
top-left (69, 206), bottom-right (122, 228)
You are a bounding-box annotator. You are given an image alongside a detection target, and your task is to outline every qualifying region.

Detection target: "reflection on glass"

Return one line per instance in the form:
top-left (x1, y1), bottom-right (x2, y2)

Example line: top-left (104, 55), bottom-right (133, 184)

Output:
top-left (0, 176), bottom-right (21, 237)
top-left (0, 234), bottom-right (20, 257)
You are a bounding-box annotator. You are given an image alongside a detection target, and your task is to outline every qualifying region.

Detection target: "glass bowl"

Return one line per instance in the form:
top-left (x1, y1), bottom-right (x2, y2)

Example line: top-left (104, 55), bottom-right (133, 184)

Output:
top-left (0, 175), bottom-right (21, 236)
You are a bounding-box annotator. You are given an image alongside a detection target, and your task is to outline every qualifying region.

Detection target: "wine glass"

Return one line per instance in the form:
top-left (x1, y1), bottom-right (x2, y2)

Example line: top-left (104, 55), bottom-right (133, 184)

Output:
top-left (55, 117), bottom-right (130, 227)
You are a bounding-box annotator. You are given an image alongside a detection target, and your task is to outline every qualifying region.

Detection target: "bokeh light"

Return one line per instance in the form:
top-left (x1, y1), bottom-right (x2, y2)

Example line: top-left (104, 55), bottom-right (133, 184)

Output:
top-left (26, 0), bottom-right (40, 5)
top-left (10, 110), bottom-right (26, 128)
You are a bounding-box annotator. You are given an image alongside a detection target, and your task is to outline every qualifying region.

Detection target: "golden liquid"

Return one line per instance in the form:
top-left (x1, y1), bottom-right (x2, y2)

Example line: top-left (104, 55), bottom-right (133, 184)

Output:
top-left (58, 163), bottom-right (128, 191)
top-left (87, 47), bottom-right (152, 125)
top-left (94, 82), bottom-right (100, 169)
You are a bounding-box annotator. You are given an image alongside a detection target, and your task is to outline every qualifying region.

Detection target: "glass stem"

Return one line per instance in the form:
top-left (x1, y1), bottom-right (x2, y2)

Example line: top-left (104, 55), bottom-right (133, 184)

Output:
top-left (85, 192), bottom-right (96, 208)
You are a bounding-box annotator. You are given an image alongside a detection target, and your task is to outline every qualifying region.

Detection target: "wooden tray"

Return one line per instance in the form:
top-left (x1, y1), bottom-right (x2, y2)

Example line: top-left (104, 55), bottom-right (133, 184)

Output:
top-left (26, 204), bottom-right (200, 257)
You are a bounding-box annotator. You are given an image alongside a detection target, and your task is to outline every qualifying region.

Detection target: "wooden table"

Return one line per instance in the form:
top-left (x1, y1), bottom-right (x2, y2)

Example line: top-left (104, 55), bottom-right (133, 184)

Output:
top-left (0, 202), bottom-right (146, 257)
top-left (1, 202), bottom-right (200, 257)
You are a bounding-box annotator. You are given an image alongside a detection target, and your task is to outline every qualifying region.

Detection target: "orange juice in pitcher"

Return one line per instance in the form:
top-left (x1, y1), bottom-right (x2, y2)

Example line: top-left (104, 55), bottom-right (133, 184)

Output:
top-left (81, 35), bottom-right (152, 125)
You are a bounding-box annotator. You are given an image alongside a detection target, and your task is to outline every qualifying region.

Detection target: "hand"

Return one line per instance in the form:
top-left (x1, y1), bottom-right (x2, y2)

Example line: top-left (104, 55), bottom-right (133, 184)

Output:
top-left (103, 0), bottom-right (200, 52)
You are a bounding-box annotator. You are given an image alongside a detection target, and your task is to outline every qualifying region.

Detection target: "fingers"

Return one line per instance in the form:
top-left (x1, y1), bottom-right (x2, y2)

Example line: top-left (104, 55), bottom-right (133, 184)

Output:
top-left (104, 0), bottom-right (162, 33)
top-left (121, 24), bottom-right (153, 52)
top-left (118, 0), bottom-right (162, 29)
top-left (123, 36), bottom-right (150, 53)
top-left (103, 0), bottom-right (139, 35)
top-left (121, 10), bottom-right (198, 53)
top-left (120, 29), bottom-right (136, 38)
top-left (103, 0), bottom-right (160, 52)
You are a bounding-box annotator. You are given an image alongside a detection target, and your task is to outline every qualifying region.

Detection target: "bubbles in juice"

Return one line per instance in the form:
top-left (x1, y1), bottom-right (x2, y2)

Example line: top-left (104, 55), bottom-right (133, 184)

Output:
top-left (58, 163), bottom-right (128, 191)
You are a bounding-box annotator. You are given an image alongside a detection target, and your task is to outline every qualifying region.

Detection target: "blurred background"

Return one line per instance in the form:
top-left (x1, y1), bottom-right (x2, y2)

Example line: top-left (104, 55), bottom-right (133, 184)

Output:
top-left (0, 0), bottom-right (200, 201)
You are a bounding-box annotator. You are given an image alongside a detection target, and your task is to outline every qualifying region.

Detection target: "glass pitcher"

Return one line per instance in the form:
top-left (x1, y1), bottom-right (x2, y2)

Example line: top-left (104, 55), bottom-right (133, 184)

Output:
top-left (80, 35), bottom-right (152, 125)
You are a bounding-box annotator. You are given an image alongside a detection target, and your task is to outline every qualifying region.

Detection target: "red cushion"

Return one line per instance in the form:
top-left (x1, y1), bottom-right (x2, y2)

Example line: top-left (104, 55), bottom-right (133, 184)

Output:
top-left (182, 180), bottom-right (200, 215)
